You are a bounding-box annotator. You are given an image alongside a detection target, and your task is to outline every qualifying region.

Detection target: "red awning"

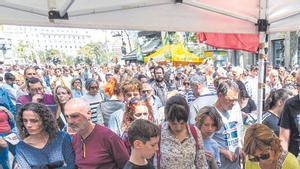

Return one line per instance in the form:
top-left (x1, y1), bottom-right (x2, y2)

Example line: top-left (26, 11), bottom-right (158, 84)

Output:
top-left (198, 32), bottom-right (259, 53)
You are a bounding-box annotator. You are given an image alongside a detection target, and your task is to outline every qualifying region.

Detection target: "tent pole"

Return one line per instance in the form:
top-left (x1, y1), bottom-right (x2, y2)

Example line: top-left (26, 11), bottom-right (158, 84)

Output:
top-left (257, 0), bottom-right (268, 124)
top-left (59, 0), bottom-right (75, 17)
top-left (257, 34), bottom-right (267, 123)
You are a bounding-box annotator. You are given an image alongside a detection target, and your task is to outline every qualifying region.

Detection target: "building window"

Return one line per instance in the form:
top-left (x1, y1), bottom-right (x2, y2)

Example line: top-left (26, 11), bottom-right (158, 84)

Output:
top-left (272, 39), bottom-right (284, 66)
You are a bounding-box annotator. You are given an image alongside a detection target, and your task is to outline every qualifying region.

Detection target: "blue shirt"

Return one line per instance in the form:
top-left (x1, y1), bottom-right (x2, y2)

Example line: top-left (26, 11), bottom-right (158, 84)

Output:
top-left (15, 131), bottom-right (75, 169)
top-left (203, 137), bottom-right (221, 168)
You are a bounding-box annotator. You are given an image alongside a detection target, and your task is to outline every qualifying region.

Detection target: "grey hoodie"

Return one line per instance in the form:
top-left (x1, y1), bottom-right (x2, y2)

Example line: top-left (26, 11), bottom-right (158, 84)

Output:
top-left (97, 100), bottom-right (125, 127)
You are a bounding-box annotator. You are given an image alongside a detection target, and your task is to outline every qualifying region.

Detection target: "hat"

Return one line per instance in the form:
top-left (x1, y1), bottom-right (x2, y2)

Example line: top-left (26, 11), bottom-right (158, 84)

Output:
top-left (4, 72), bottom-right (15, 80)
top-left (190, 74), bottom-right (206, 86)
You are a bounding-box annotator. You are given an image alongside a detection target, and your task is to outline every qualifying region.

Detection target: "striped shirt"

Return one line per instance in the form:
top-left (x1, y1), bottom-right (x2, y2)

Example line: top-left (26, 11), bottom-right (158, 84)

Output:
top-left (81, 94), bottom-right (103, 124)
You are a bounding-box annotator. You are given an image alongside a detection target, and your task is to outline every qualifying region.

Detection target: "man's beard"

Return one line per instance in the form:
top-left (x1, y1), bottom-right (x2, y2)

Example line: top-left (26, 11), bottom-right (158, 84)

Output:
top-left (155, 77), bottom-right (164, 82)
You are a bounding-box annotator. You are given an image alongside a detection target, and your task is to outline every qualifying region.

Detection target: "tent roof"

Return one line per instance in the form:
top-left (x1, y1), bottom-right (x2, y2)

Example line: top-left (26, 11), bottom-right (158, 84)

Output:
top-left (1, 0), bottom-right (300, 33)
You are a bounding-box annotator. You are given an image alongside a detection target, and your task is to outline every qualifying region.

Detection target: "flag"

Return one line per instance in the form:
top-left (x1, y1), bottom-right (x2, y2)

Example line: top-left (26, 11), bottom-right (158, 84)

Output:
top-left (197, 32), bottom-right (259, 53)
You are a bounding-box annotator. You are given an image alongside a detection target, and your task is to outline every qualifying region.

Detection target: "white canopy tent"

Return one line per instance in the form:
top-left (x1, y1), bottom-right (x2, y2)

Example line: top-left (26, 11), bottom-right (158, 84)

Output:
top-left (0, 0), bottom-right (299, 33)
top-left (1, 0), bottom-right (300, 122)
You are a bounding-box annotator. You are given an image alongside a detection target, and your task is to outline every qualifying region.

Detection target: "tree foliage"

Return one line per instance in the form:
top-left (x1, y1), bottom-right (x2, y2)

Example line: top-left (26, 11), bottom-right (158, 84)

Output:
top-left (15, 40), bottom-right (36, 61)
top-left (77, 42), bottom-right (115, 65)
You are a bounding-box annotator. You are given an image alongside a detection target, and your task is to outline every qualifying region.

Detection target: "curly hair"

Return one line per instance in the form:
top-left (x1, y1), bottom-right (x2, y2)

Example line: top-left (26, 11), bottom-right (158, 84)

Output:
top-left (104, 77), bottom-right (120, 97)
top-left (122, 99), bottom-right (154, 132)
top-left (16, 103), bottom-right (59, 140)
top-left (244, 123), bottom-right (282, 158)
top-left (120, 78), bottom-right (142, 95)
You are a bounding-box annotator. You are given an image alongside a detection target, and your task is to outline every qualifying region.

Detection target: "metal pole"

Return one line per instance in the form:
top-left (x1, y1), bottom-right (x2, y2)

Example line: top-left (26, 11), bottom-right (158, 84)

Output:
top-left (257, 0), bottom-right (268, 123)
top-left (59, 0), bottom-right (75, 17)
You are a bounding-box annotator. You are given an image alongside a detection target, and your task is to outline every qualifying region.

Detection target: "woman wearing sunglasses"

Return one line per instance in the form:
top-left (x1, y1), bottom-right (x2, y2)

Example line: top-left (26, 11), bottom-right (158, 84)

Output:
top-left (121, 98), bottom-right (154, 154)
top-left (243, 123), bottom-right (299, 169)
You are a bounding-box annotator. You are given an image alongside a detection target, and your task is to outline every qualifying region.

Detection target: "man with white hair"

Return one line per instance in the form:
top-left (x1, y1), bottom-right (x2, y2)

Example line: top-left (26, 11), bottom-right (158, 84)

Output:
top-left (64, 98), bottom-right (129, 169)
top-left (188, 74), bottom-right (217, 124)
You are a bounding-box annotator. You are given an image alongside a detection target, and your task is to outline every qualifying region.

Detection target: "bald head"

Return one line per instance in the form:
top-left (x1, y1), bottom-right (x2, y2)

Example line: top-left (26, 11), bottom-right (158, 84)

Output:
top-left (65, 98), bottom-right (91, 120)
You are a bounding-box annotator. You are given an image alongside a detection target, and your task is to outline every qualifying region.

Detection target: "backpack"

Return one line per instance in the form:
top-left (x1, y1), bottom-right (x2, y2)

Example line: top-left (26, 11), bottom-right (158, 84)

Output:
top-left (156, 124), bottom-right (200, 169)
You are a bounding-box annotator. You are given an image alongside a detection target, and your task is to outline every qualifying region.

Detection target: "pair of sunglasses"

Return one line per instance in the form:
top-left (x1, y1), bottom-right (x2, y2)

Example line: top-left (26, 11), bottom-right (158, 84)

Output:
top-left (183, 82), bottom-right (190, 85)
top-left (134, 112), bottom-right (148, 117)
top-left (248, 153), bottom-right (270, 162)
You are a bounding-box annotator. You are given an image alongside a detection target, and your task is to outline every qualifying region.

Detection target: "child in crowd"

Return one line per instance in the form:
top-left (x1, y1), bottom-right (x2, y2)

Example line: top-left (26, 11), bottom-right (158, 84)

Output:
top-left (123, 119), bottom-right (160, 169)
top-left (196, 106), bottom-right (223, 169)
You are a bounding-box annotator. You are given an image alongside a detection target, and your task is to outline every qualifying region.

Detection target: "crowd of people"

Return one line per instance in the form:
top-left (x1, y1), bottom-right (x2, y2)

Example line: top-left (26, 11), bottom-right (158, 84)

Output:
top-left (0, 59), bottom-right (300, 169)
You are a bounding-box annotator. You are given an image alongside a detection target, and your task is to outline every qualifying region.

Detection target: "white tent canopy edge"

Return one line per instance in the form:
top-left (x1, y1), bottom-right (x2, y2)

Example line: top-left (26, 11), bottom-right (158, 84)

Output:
top-left (0, 0), bottom-right (299, 33)
top-left (1, 0), bottom-right (300, 122)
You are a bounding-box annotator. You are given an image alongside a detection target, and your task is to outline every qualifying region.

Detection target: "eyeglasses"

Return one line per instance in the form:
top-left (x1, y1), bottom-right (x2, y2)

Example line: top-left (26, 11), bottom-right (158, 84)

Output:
top-left (142, 90), bottom-right (151, 94)
top-left (183, 82), bottom-right (190, 86)
top-left (26, 73), bottom-right (36, 76)
top-left (248, 153), bottom-right (270, 162)
top-left (134, 112), bottom-right (148, 117)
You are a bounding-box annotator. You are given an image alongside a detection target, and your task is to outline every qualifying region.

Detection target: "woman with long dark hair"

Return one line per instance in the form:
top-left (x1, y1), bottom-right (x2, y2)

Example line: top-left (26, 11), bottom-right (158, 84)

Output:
top-left (14, 103), bottom-right (75, 168)
top-left (235, 80), bottom-right (257, 124)
top-left (262, 89), bottom-right (290, 136)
